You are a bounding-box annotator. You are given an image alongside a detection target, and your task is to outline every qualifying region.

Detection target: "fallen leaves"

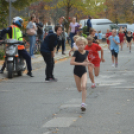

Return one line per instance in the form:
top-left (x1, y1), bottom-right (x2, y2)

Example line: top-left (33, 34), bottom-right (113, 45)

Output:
top-left (79, 115), bottom-right (82, 118)
top-left (117, 131), bottom-right (121, 133)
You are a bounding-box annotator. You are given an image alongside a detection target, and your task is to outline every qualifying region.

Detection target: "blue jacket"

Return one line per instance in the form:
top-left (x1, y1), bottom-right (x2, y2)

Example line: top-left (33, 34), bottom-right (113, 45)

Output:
top-left (40, 32), bottom-right (58, 53)
top-left (87, 19), bottom-right (92, 28)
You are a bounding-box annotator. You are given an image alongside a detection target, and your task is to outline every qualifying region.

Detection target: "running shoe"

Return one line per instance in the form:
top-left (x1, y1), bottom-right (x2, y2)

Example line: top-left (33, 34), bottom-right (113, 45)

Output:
top-left (129, 51), bottom-right (131, 53)
top-left (45, 78), bottom-right (53, 83)
top-left (51, 77), bottom-right (58, 82)
top-left (112, 64), bottom-right (115, 67)
top-left (115, 64), bottom-right (118, 68)
top-left (81, 103), bottom-right (86, 111)
top-left (0, 70), bottom-right (3, 74)
top-left (91, 83), bottom-right (96, 88)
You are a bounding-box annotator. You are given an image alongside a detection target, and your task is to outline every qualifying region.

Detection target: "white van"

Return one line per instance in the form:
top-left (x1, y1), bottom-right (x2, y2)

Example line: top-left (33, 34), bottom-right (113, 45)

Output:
top-left (79, 19), bottom-right (113, 38)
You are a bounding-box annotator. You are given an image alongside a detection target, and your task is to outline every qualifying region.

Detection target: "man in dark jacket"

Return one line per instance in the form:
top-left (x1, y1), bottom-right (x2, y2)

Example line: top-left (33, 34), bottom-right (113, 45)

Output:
top-left (87, 16), bottom-right (92, 35)
top-left (56, 16), bottom-right (68, 55)
top-left (40, 26), bottom-right (62, 82)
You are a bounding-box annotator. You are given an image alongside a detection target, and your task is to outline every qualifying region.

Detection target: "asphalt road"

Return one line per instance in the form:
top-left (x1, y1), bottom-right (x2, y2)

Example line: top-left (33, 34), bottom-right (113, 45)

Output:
top-left (0, 44), bottom-right (134, 134)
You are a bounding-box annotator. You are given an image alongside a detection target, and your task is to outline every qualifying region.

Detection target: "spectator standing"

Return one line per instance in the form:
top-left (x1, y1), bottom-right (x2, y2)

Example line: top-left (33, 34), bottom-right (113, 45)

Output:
top-left (98, 30), bottom-right (102, 43)
top-left (26, 14), bottom-right (37, 58)
top-left (109, 29), bottom-right (120, 68)
top-left (56, 16), bottom-right (68, 55)
top-left (36, 18), bottom-right (44, 43)
top-left (87, 16), bottom-right (92, 35)
top-left (68, 17), bottom-right (79, 48)
top-left (40, 26), bottom-right (62, 82)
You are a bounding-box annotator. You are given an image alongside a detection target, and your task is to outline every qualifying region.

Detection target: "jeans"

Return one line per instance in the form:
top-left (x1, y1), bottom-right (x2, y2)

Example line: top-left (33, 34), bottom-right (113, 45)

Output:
top-left (38, 34), bottom-right (44, 43)
top-left (18, 50), bottom-right (32, 72)
top-left (69, 32), bottom-right (76, 48)
top-left (57, 39), bottom-right (65, 53)
top-left (29, 35), bottom-right (36, 57)
top-left (41, 51), bottom-right (55, 80)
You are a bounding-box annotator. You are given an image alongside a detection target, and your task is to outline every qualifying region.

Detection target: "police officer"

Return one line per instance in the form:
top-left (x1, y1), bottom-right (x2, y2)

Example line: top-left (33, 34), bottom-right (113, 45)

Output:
top-left (0, 17), bottom-right (34, 77)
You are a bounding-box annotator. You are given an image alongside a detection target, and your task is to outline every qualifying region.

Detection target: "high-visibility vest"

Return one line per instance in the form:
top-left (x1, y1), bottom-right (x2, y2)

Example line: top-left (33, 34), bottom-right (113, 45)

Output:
top-left (7, 25), bottom-right (25, 50)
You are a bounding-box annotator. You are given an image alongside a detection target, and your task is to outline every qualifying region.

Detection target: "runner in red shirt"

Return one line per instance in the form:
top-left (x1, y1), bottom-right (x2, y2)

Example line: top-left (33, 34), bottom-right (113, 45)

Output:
top-left (133, 32), bottom-right (134, 41)
top-left (85, 36), bottom-right (105, 88)
top-left (118, 29), bottom-right (125, 51)
top-left (105, 29), bottom-right (112, 50)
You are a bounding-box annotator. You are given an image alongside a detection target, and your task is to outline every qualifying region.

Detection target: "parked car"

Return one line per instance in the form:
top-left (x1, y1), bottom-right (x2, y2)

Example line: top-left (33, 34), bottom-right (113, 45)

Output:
top-left (79, 19), bottom-right (114, 38)
top-left (43, 25), bottom-right (55, 33)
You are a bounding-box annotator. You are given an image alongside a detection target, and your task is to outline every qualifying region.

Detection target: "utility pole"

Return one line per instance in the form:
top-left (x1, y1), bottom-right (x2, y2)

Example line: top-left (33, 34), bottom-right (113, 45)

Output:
top-left (5, 0), bottom-right (17, 25)
top-left (9, 0), bottom-right (12, 25)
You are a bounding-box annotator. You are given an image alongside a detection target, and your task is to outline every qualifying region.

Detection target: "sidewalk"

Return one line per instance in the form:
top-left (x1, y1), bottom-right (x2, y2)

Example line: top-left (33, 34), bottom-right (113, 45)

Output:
top-left (0, 50), bottom-right (70, 80)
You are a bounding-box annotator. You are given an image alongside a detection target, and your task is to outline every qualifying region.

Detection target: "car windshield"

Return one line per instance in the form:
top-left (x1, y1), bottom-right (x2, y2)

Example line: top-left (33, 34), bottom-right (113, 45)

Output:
top-left (110, 24), bottom-right (119, 30)
top-left (45, 26), bottom-right (52, 32)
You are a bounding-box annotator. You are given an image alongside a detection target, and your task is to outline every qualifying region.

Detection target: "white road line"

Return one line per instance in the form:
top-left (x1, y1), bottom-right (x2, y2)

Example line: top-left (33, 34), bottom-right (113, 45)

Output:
top-left (42, 117), bottom-right (78, 128)
top-left (43, 132), bottom-right (51, 134)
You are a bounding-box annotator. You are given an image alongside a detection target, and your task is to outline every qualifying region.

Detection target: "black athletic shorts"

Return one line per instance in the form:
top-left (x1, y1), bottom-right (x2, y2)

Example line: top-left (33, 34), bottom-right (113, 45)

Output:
top-left (111, 49), bottom-right (118, 57)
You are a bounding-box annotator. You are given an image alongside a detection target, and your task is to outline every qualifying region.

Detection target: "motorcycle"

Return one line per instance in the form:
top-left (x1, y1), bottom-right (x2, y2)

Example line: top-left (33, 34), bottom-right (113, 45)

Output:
top-left (0, 38), bottom-right (26, 78)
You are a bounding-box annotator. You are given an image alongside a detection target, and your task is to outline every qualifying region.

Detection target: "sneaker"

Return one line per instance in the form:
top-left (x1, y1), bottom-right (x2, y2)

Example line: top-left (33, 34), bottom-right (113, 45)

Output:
top-left (0, 70), bottom-right (3, 74)
top-left (45, 78), bottom-right (53, 83)
top-left (51, 77), bottom-right (58, 82)
top-left (62, 52), bottom-right (66, 55)
top-left (27, 72), bottom-right (34, 77)
top-left (81, 103), bottom-right (86, 111)
top-left (115, 64), bottom-right (118, 68)
top-left (91, 83), bottom-right (96, 88)
top-left (129, 51), bottom-right (131, 53)
top-left (112, 64), bottom-right (115, 67)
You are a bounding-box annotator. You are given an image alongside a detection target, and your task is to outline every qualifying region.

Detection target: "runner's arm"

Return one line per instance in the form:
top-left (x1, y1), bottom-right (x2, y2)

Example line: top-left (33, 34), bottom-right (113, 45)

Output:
top-left (113, 38), bottom-right (120, 45)
top-left (100, 48), bottom-right (105, 62)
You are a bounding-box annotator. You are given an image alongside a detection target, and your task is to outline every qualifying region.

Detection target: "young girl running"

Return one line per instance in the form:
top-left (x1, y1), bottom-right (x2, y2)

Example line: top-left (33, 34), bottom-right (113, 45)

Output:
top-left (69, 35), bottom-right (79, 56)
top-left (125, 30), bottom-right (133, 53)
top-left (70, 37), bottom-right (93, 111)
top-left (118, 29), bottom-right (125, 51)
top-left (106, 29), bottom-right (112, 50)
top-left (85, 36), bottom-right (105, 88)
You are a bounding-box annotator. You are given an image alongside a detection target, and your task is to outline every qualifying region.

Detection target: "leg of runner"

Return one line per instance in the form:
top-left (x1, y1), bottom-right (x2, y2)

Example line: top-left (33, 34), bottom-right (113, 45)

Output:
top-left (74, 75), bottom-right (82, 92)
top-left (88, 65), bottom-right (96, 88)
top-left (74, 73), bottom-right (87, 111)
top-left (81, 73), bottom-right (87, 103)
top-left (129, 42), bottom-right (132, 53)
top-left (94, 67), bottom-right (100, 77)
top-left (112, 55), bottom-right (115, 66)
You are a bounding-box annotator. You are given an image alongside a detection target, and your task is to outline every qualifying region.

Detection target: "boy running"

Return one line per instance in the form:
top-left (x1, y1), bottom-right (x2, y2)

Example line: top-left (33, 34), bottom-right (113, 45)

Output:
top-left (109, 29), bottom-right (120, 68)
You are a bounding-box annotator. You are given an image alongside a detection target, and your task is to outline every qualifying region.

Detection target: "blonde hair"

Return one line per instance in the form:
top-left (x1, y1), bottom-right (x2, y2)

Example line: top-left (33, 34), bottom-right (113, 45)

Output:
top-left (75, 37), bottom-right (88, 45)
top-left (87, 36), bottom-right (94, 41)
top-left (73, 35), bottom-right (80, 40)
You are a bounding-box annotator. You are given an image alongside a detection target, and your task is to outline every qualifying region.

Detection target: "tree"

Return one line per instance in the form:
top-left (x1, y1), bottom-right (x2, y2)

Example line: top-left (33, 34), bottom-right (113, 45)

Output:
top-left (104, 0), bottom-right (134, 24)
top-left (0, 0), bottom-right (38, 28)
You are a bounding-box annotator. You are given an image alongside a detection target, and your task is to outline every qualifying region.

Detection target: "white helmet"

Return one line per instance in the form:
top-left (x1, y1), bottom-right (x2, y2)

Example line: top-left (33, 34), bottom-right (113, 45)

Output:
top-left (13, 16), bottom-right (23, 27)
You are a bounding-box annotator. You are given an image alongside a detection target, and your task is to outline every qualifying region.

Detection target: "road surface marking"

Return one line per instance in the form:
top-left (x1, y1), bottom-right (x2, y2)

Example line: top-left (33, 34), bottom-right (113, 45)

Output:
top-left (60, 104), bottom-right (80, 109)
top-left (43, 117), bottom-right (78, 128)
